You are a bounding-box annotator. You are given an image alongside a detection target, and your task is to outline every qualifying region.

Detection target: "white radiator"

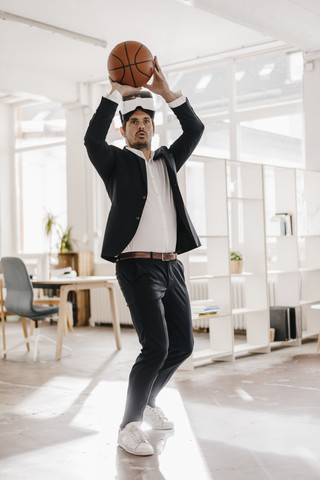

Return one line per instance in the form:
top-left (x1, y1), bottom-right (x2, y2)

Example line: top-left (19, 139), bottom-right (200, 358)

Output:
top-left (90, 282), bottom-right (132, 326)
top-left (232, 277), bottom-right (246, 330)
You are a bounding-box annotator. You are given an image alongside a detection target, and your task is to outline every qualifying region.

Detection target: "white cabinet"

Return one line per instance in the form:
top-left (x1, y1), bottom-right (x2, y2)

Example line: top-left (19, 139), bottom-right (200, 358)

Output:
top-left (182, 156), bottom-right (320, 368)
top-left (264, 166), bottom-right (320, 341)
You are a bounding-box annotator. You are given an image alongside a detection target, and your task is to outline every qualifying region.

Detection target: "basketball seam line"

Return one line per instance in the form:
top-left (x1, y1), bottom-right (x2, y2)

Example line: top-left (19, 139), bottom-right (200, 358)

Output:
top-left (109, 59), bottom-right (153, 72)
top-left (109, 53), bottom-right (126, 84)
top-left (124, 41), bottom-right (137, 88)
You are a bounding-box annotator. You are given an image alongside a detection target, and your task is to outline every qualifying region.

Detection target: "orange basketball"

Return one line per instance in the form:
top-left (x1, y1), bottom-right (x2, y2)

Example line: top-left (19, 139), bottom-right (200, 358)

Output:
top-left (107, 41), bottom-right (154, 88)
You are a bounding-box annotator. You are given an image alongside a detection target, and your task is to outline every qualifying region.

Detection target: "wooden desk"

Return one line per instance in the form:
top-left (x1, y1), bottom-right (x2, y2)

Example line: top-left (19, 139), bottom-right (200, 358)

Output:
top-left (32, 276), bottom-right (121, 360)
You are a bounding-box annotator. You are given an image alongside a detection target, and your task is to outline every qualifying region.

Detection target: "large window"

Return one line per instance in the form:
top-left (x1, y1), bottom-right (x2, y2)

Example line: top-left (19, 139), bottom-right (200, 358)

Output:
top-left (15, 102), bottom-right (67, 254)
top-left (235, 50), bottom-right (303, 110)
top-left (239, 113), bottom-right (304, 166)
top-left (168, 62), bottom-right (229, 116)
top-left (167, 48), bottom-right (304, 167)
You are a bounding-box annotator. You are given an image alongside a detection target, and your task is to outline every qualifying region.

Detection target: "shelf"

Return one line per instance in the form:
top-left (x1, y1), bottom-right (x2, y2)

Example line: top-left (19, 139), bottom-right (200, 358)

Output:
top-left (302, 330), bottom-right (320, 339)
top-left (267, 269), bottom-right (298, 275)
top-left (298, 234), bottom-right (320, 238)
top-left (190, 274), bottom-right (228, 280)
top-left (266, 235), bottom-right (296, 239)
top-left (230, 271), bottom-right (266, 277)
top-left (193, 348), bottom-right (233, 362)
top-left (198, 235), bottom-right (228, 239)
top-left (234, 343), bottom-right (269, 354)
top-left (270, 339), bottom-right (301, 348)
top-left (232, 307), bottom-right (267, 315)
top-left (300, 299), bottom-right (320, 306)
top-left (299, 267), bottom-right (320, 272)
top-left (192, 312), bottom-right (230, 321)
top-left (228, 196), bottom-right (263, 202)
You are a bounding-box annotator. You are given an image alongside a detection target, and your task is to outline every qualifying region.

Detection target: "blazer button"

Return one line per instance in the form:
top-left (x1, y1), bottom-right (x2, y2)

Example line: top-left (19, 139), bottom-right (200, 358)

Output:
top-left (142, 195), bottom-right (146, 200)
top-left (136, 216), bottom-right (140, 220)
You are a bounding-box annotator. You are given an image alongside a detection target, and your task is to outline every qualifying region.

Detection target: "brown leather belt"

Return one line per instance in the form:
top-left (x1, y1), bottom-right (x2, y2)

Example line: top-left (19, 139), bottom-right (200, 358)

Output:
top-left (117, 252), bottom-right (177, 261)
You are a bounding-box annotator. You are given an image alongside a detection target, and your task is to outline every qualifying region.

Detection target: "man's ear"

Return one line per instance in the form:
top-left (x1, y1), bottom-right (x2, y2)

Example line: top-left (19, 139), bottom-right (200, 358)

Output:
top-left (120, 126), bottom-right (126, 138)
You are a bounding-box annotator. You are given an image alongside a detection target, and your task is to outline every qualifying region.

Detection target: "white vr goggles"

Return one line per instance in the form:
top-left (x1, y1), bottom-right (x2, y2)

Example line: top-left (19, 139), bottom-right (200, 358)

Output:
top-left (120, 91), bottom-right (155, 123)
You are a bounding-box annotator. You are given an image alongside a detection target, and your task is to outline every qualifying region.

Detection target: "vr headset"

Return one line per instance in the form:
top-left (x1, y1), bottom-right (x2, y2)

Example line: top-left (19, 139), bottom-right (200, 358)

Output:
top-left (119, 91), bottom-right (155, 123)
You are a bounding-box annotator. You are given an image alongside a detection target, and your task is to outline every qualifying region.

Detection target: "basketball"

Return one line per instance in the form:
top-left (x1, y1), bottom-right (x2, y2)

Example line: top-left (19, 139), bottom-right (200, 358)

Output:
top-left (108, 41), bottom-right (154, 88)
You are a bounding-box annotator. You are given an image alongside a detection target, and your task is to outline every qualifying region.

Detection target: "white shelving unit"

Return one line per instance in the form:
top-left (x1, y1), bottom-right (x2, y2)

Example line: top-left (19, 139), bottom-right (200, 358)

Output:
top-left (181, 156), bottom-right (270, 368)
top-left (180, 156), bottom-right (320, 369)
top-left (296, 169), bottom-right (320, 339)
top-left (227, 160), bottom-right (270, 356)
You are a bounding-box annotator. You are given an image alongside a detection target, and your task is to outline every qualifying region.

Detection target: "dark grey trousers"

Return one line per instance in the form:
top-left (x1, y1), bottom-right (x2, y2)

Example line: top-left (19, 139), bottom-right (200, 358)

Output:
top-left (116, 258), bottom-right (194, 428)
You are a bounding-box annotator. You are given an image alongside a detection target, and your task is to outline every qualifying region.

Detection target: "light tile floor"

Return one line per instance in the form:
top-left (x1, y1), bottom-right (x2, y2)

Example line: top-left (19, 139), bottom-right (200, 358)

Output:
top-left (0, 321), bottom-right (320, 480)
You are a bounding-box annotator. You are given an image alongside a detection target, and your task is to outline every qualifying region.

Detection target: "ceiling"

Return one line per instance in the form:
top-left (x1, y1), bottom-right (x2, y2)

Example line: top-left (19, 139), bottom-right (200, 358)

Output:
top-left (0, 0), bottom-right (319, 104)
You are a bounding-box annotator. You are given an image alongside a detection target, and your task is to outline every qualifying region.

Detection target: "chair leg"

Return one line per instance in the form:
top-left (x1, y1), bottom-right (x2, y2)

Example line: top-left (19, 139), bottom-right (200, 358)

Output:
top-left (33, 324), bottom-right (40, 361)
top-left (20, 317), bottom-right (30, 352)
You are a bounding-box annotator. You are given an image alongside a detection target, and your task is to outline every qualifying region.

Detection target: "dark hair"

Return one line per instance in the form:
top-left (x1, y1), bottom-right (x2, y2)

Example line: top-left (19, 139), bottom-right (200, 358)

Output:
top-left (121, 107), bottom-right (155, 130)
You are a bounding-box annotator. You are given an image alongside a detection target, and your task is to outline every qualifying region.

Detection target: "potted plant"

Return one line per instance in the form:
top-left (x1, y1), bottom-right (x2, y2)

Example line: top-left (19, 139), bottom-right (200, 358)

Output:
top-left (58, 226), bottom-right (74, 253)
top-left (230, 250), bottom-right (243, 274)
top-left (44, 212), bottom-right (74, 255)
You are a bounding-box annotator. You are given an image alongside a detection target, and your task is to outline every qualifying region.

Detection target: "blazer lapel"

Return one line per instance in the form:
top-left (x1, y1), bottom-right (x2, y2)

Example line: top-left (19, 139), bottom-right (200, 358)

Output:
top-left (124, 147), bottom-right (147, 187)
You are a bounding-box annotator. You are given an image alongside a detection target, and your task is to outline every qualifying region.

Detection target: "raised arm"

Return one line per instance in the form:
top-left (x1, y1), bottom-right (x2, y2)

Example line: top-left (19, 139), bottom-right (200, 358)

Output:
top-left (146, 57), bottom-right (204, 171)
top-left (84, 81), bottom-right (141, 181)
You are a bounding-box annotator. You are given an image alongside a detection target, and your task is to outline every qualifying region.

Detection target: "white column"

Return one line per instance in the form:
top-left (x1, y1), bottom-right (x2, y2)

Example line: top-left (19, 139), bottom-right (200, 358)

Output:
top-left (303, 53), bottom-right (320, 171)
top-left (0, 104), bottom-right (17, 256)
top-left (65, 105), bottom-right (94, 253)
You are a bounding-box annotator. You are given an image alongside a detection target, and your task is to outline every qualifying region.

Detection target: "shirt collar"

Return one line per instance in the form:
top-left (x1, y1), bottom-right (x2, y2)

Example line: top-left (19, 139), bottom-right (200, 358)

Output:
top-left (125, 146), bottom-right (155, 162)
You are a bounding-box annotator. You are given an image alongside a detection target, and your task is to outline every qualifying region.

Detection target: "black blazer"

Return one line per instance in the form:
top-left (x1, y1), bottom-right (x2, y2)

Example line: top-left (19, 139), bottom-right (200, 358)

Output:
top-left (84, 96), bottom-right (204, 263)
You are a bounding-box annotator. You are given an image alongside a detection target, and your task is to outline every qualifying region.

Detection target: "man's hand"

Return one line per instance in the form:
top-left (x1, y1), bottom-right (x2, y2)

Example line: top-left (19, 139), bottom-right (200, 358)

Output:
top-left (145, 57), bottom-right (180, 103)
top-left (109, 78), bottom-right (141, 97)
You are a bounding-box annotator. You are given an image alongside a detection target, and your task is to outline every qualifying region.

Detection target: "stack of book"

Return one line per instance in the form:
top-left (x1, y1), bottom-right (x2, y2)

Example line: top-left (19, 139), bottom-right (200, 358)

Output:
top-left (191, 299), bottom-right (220, 318)
top-left (272, 212), bottom-right (293, 236)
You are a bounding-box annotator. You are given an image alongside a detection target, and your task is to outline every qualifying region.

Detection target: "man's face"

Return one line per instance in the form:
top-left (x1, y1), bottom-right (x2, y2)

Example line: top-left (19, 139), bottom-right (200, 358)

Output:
top-left (120, 109), bottom-right (155, 151)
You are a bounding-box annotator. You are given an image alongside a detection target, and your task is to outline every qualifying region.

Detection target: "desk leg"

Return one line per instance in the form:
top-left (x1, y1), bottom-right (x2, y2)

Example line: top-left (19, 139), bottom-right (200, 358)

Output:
top-left (56, 286), bottom-right (69, 361)
top-left (1, 310), bottom-right (6, 359)
top-left (108, 285), bottom-right (121, 350)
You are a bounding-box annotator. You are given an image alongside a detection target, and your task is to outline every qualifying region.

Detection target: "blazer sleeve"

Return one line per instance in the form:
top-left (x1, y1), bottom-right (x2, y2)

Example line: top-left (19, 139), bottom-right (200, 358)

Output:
top-left (84, 96), bottom-right (118, 181)
top-left (168, 99), bottom-right (205, 172)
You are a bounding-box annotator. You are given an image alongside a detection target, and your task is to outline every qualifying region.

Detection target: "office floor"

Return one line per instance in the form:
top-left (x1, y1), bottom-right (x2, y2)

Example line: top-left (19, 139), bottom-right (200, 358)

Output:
top-left (0, 321), bottom-right (319, 480)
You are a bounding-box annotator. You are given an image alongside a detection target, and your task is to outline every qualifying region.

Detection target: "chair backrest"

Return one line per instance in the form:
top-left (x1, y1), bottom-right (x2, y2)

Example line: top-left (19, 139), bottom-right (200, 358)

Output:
top-left (1, 257), bottom-right (34, 317)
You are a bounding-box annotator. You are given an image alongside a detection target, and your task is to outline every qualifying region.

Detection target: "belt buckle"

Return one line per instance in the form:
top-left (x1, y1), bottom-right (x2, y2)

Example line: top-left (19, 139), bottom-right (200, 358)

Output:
top-left (162, 253), bottom-right (172, 261)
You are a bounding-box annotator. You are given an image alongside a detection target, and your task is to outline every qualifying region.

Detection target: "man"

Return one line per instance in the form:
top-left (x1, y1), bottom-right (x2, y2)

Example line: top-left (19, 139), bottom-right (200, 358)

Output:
top-left (84, 57), bottom-right (204, 456)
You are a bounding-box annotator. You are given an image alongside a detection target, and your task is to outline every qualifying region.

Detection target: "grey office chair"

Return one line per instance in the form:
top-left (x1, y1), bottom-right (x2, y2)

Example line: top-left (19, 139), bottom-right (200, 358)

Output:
top-left (1, 256), bottom-right (60, 360)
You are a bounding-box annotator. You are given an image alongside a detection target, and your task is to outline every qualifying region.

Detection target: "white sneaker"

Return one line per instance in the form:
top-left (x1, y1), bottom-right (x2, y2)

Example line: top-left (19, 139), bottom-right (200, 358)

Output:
top-left (117, 422), bottom-right (154, 456)
top-left (143, 406), bottom-right (174, 430)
